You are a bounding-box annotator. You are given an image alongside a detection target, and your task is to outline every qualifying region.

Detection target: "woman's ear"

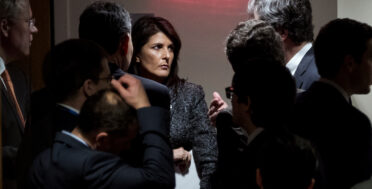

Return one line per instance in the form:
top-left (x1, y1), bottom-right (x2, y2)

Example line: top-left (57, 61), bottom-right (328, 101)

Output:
top-left (0, 18), bottom-right (10, 37)
top-left (135, 56), bottom-right (141, 63)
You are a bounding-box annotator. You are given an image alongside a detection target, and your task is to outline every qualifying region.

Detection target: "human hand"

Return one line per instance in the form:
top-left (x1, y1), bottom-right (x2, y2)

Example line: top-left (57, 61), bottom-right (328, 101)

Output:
top-left (111, 74), bottom-right (150, 109)
top-left (173, 147), bottom-right (191, 175)
top-left (208, 92), bottom-right (228, 126)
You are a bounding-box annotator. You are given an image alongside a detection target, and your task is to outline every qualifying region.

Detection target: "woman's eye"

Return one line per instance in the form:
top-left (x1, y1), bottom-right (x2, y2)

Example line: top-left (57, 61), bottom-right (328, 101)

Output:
top-left (168, 45), bottom-right (174, 52)
top-left (152, 44), bottom-right (162, 50)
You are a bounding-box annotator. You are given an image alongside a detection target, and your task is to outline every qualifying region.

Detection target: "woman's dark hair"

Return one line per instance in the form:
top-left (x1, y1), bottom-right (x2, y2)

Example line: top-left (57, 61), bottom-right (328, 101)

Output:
top-left (129, 16), bottom-right (184, 87)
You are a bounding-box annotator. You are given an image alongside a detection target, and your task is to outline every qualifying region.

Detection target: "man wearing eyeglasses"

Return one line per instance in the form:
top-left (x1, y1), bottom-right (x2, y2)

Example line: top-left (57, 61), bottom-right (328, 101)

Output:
top-left (211, 20), bottom-right (298, 189)
top-left (0, 0), bottom-right (38, 188)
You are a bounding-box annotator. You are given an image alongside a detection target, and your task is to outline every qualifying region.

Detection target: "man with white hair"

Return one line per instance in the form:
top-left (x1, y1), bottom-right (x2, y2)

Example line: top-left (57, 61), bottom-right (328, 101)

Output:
top-left (0, 0), bottom-right (38, 187)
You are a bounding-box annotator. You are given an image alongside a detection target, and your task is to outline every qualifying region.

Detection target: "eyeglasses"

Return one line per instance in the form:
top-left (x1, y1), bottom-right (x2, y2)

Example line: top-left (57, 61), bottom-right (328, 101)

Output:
top-left (225, 86), bottom-right (234, 99)
top-left (8, 17), bottom-right (36, 29)
top-left (26, 17), bottom-right (36, 29)
top-left (98, 76), bottom-right (113, 83)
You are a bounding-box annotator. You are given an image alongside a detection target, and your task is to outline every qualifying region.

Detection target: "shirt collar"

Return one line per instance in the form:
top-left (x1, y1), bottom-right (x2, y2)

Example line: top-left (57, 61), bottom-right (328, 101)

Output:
top-left (232, 126), bottom-right (264, 146)
top-left (57, 103), bottom-right (80, 115)
top-left (286, 42), bottom-right (312, 75)
top-left (61, 130), bottom-right (90, 147)
top-left (0, 57), bottom-right (5, 75)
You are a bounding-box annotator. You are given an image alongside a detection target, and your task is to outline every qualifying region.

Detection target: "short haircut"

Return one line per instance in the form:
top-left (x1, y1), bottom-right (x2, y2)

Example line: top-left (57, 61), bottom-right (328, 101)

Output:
top-left (78, 89), bottom-right (137, 136)
top-left (257, 134), bottom-right (316, 189)
top-left (43, 39), bottom-right (107, 102)
top-left (314, 18), bottom-right (372, 79)
top-left (79, 1), bottom-right (131, 55)
top-left (0, 0), bottom-right (29, 19)
top-left (129, 16), bottom-right (182, 87)
top-left (253, 0), bottom-right (314, 45)
top-left (232, 61), bottom-right (296, 129)
top-left (226, 19), bottom-right (284, 72)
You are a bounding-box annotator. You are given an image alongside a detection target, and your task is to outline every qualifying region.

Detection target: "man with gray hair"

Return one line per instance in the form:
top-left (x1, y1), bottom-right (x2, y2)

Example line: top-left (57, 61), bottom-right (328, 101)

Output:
top-left (247, 0), bottom-right (319, 90)
top-left (0, 0), bottom-right (38, 187)
top-left (209, 0), bottom-right (318, 124)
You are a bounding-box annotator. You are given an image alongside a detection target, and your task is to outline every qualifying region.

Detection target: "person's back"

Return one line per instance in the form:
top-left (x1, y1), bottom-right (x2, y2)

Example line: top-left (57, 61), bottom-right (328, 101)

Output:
top-left (29, 86), bottom-right (175, 189)
top-left (291, 18), bottom-right (372, 189)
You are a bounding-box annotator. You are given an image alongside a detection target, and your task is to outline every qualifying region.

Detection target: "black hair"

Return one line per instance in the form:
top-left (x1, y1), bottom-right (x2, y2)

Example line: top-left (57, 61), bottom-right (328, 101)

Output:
top-left (78, 89), bottom-right (137, 136)
top-left (128, 16), bottom-right (184, 87)
top-left (43, 39), bottom-right (107, 102)
top-left (79, 1), bottom-right (131, 55)
top-left (314, 18), bottom-right (372, 79)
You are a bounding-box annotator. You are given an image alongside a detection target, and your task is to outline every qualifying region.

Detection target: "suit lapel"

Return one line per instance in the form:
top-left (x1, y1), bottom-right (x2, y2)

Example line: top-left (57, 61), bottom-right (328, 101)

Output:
top-left (294, 47), bottom-right (315, 88)
top-left (1, 82), bottom-right (24, 132)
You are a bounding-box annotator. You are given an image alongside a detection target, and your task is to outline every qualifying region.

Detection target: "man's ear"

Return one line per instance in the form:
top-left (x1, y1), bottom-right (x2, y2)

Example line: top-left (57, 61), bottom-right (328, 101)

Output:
top-left (245, 96), bottom-right (252, 114)
top-left (278, 28), bottom-right (288, 41)
top-left (82, 79), bottom-right (96, 97)
top-left (256, 168), bottom-right (263, 188)
top-left (120, 34), bottom-right (130, 56)
top-left (344, 54), bottom-right (356, 72)
top-left (0, 18), bottom-right (10, 37)
top-left (95, 131), bottom-right (109, 150)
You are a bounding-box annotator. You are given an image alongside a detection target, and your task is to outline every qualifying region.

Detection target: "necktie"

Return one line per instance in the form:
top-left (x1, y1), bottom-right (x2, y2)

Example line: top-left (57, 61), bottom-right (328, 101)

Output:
top-left (1, 70), bottom-right (25, 127)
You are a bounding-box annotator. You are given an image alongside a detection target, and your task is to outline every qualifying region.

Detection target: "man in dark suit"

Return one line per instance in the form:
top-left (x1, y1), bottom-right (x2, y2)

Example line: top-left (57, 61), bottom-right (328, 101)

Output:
top-left (248, 0), bottom-right (320, 90)
top-left (29, 80), bottom-right (175, 188)
top-left (0, 0), bottom-right (38, 187)
top-left (17, 39), bottom-right (112, 188)
top-left (211, 20), bottom-right (297, 189)
top-left (291, 18), bottom-right (372, 189)
top-left (78, 1), bottom-right (171, 167)
top-left (208, 0), bottom-right (319, 124)
top-left (79, 1), bottom-right (170, 109)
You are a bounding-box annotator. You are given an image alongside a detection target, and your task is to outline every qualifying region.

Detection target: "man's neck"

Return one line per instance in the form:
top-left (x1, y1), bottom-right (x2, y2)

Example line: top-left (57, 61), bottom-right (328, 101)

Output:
top-left (284, 41), bottom-right (308, 64)
top-left (60, 94), bottom-right (86, 112)
top-left (234, 117), bottom-right (257, 135)
top-left (107, 52), bottom-right (129, 72)
top-left (71, 128), bottom-right (94, 148)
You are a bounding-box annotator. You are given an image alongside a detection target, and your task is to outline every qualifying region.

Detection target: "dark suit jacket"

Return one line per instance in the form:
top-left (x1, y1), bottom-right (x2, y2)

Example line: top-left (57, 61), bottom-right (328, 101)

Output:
top-left (293, 47), bottom-right (320, 90)
top-left (17, 103), bottom-right (79, 189)
top-left (291, 81), bottom-right (372, 189)
top-left (109, 63), bottom-right (170, 109)
top-left (29, 107), bottom-right (175, 189)
top-left (1, 65), bottom-right (30, 179)
top-left (212, 111), bottom-right (271, 189)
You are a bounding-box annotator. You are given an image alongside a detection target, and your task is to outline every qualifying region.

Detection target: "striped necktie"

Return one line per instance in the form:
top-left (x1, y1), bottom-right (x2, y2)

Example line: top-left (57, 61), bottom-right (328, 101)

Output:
top-left (1, 70), bottom-right (25, 127)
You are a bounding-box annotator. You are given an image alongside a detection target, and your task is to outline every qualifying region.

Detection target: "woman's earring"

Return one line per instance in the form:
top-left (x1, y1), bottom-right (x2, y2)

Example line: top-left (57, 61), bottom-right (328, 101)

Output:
top-left (136, 57), bottom-right (140, 63)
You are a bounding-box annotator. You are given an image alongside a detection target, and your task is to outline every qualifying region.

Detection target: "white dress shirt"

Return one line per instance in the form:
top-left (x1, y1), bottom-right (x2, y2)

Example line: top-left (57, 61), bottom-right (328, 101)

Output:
top-left (286, 42), bottom-right (313, 75)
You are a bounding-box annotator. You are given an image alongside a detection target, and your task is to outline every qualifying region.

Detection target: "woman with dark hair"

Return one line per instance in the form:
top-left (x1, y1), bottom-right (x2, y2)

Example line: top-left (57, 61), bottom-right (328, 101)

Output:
top-left (129, 16), bottom-right (217, 189)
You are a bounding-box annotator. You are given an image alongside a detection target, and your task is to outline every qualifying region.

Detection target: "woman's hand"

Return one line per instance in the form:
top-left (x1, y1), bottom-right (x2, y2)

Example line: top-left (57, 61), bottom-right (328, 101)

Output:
top-left (173, 147), bottom-right (191, 175)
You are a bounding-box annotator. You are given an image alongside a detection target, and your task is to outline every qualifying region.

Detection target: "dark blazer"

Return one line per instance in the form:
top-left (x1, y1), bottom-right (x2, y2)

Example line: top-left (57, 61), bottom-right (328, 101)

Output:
top-left (1, 65), bottom-right (30, 180)
top-left (29, 107), bottom-right (175, 189)
top-left (109, 63), bottom-right (170, 109)
top-left (293, 47), bottom-right (320, 90)
top-left (291, 81), bottom-right (372, 189)
top-left (17, 103), bottom-right (79, 189)
top-left (212, 111), bottom-right (270, 189)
